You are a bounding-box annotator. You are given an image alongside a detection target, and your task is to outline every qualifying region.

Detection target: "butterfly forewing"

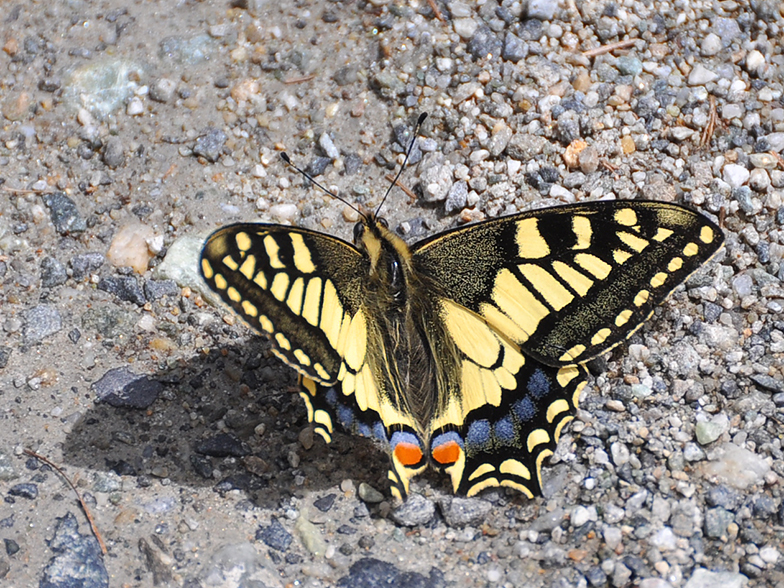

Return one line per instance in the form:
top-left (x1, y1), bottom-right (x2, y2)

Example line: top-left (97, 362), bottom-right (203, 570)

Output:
top-left (413, 201), bottom-right (724, 366)
top-left (200, 224), bottom-right (367, 383)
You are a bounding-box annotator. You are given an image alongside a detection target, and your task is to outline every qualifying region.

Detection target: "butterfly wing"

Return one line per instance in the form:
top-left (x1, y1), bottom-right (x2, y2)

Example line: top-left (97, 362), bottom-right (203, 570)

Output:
top-left (200, 223), bottom-right (423, 474)
top-left (413, 201), bottom-right (723, 496)
top-left (414, 201), bottom-right (724, 366)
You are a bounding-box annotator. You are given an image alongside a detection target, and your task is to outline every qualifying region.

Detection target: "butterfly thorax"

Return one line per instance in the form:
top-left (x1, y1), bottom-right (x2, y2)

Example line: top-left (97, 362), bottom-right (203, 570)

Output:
top-left (354, 215), bottom-right (444, 429)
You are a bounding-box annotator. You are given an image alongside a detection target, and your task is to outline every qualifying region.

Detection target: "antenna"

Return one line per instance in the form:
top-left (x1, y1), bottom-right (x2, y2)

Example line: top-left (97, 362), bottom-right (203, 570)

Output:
top-left (375, 112), bottom-right (428, 217)
top-left (279, 152), bottom-right (366, 220)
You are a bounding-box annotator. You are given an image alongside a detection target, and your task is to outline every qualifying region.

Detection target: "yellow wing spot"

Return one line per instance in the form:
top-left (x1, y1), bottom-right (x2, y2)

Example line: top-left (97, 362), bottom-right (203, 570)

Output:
top-left (559, 343), bottom-right (586, 362)
top-left (494, 366), bottom-right (517, 390)
top-left (290, 233), bottom-right (316, 273)
top-left (226, 286), bottom-right (241, 303)
top-left (501, 344), bottom-right (525, 374)
top-left (683, 242), bottom-right (699, 256)
top-left (500, 479), bottom-right (534, 498)
top-left (263, 235), bottom-right (285, 269)
top-left (293, 349), bottom-right (311, 366)
top-left (320, 279), bottom-right (343, 348)
top-left (614, 208), bottom-right (638, 227)
top-left (239, 255), bottom-right (256, 280)
top-left (518, 264), bottom-right (574, 311)
top-left (287, 277), bottom-right (305, 314)
top-left (480, 302), bottom-right (529, 344)
top-left (313, 409), bottom-right (333, 433)
top-left (668, 257), bottom-right (684, 272)
top-left (275, 332), bottom-right (291, 351)
top-left (573, 380), bottom-right (587, 409)
top-left (700, 225), bottom-right (714, 244)
top-left (301, 277), bottom-right (322, 327)
top-left (214, 273), bottom-right (228, 290)
top-left (492, 269), bottom-right (549, 340)
top-left (315, 428), bottom-right (332, 444)
top-left (466, 478), bottom-right (500, 498)
top-left (313, 363), bottom-right (330, 381)
top-left (516, 217), bottom-right (550, 259)
top-left (653, 227), bottom-right (674, 242)
top-left (298, 391), bottom-right (315, 421)
top-left (546, 398), bottom-right (570, 423)
top-left (574, 253), bottom-right (612, 280)
top-left (341, 371), bottom-right (356, 397)
top-left (551, 261), bottom-right (593, 296)
top-left (572, 216), bottom-right (592, 250)
top-left (557, 365), bottom-right (580, 387)
top-left (343, 310), bottom-right (368, 371)
top-left (526, 429), bottom-right (550, 452)
top-left (259, 315), bottom-right (274, 333)
top-left (650, 272), bottom-right (668, 288)
top-left (241, 300), bottom-right (258, 317)
top-left (336, 312), bottom-right (352, 357)
top-left (468, 463), bottom-right (496, 481)
top-left (235, 232), bottom-right (252, 252)
top-left (461, 360), bottom-right (502, 409)
top-left (617, 231), bottom-right (649, 253)
top-left (535, 448), bottom-right (553, 484)
top-left (554, 415), bottom-right (574, 439)
top-left (499, 459), bottom-right (531, 480)
top-left (337, 363), bottom-right (347, 380)
top-left (357, 363), bottom-right (380, 413)
top-left (441, 300), bottom-right (500, 368)
top-left (613, 249), bottom-right (632, 265)
top-left (300, 377), bottom-right (317, 397)
top-left (222, 254), bottom-right (239, 271)
top-left (615, 309), bottom-right (633, 327)
top-left (270, 272), bottom-right (290, 301)
top-left (590, 328), bottom-right (612, 346)
top-left (634, 290), bottom-right (650, 306)
top-left (201, 259), bottom-right (214, 279)
top-left (253, 271), bottom-right (268, 289)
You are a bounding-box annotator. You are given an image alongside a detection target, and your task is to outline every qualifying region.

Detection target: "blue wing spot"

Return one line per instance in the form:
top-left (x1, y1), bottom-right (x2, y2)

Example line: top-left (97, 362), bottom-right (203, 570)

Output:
top-left (528, 368), bottom-right (550, 399)
top-left (325, 386), bottom-right (338, 406)
top-left (431, 431), bottom-right (464, 450)
top-left (372, 421), bottom-right (388, 443)
top-left (466, 419), bottom-right (491, 449)
top-left (494, 416), bottom-right (516, 445)
top-left (336, 404), bottom-right (354, 428)
top-left (512, 397), bottom-right (536, 421)
top-left (357, 422), bottom-right (371, 437)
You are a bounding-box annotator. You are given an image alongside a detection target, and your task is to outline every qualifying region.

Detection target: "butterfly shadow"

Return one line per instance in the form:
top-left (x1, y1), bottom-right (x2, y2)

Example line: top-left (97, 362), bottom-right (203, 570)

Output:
top-left (60, 338), bottom-right (393, 510)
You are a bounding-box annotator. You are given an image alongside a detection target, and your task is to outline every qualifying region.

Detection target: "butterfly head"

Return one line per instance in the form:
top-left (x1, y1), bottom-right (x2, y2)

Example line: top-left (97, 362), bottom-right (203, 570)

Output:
top-left (353, 212), bottom-right (411, 303)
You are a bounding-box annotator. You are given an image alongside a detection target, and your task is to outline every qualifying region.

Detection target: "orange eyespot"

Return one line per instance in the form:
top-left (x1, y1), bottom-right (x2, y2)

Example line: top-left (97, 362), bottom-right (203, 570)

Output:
top-left (432, 440), bottom-right (461, 465)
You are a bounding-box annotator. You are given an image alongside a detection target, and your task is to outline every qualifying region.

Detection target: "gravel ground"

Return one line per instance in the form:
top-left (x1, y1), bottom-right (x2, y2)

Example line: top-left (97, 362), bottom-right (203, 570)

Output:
top-left (1, 1), bottom-right (783, 587)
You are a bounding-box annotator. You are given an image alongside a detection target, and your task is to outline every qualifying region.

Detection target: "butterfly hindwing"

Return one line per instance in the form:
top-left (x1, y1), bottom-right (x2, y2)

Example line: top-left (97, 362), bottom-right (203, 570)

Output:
top-left (413, 200), bottom-right (723, 366)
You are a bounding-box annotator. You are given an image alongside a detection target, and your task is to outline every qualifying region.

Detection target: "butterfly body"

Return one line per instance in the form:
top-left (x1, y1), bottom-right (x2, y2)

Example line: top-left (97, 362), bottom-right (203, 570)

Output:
top-left (201, 200), bottom-right (723, 499)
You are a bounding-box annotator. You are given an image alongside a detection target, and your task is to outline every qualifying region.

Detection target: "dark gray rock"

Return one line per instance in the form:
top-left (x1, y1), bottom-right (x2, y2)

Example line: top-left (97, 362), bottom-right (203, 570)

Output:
top-left (40, 256), bottom-right (67, 288)
top-left (97, 276), bottom-right (146, 305)
top-left (40, 512), bottom-right (108, 588)
top-left (438, 496), bottom-right (492, 528)
top-left (143, 279), bottom-right (179, 301)
top-left (8, 483), bottom-right (38, 499)
top-left (337, 557), bottom-right (445, 588)
top-left (468, 26), bottom-right (502, 60)
top-left (502, 32), bottom-right (527, 62)
top-left (43, 192), bottom-right (86, 235)
top-left (195, 433), bottom-right (251, 458)
top-left (256, 517), bottom-right (292, 552)
top-left (70, 253), bottom-right (105, 281)
top-left (91, 367), bottom-right (163, 409)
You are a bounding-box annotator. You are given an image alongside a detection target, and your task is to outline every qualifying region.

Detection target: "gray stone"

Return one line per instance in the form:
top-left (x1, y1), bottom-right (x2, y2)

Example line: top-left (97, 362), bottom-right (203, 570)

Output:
top-left (41, 512), bottom-right (109, 588)
top-left (23, 304), bottom-right (62, 345)
top-left (390, 493), bottom-right (435, 527)
top-left (43, 192), bottom-right (86, 235)
top-left (256, 516), bottom-right (292, 551)
top-left (91, 366), bottom-right (163, 409)
top-left (444, 180), bottom-right (468, 214)
top-left (70, 252), bottom-right (105, 281)
top-left (102, 137), bottom-right (125, 168)
top-left (502, 32), bottom-right (527, 62)
top-left (438, 496), bottom-right (492, 527)
top-left (149, 77), bottom-right (177, 102)
top-left (193, 128), bottom-right (227, 163)
top-left (40, 256), bottom-right (67, 288)
top-left (704, 507), bottom-right (734, 538)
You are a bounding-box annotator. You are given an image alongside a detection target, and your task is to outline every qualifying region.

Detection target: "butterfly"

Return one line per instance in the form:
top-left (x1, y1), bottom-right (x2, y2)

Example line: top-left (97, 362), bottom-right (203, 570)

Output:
top-left (200, 126), bottom-right (723, 500)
